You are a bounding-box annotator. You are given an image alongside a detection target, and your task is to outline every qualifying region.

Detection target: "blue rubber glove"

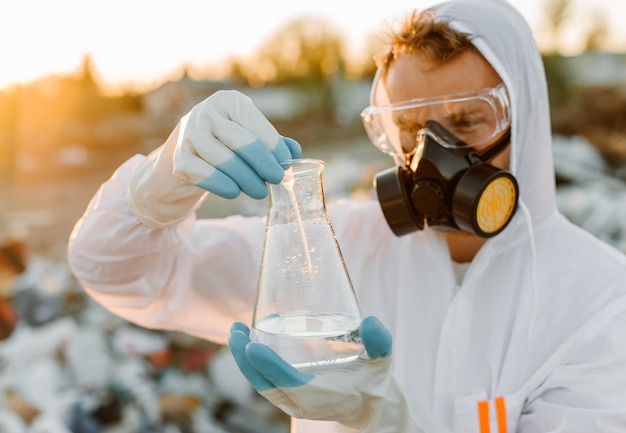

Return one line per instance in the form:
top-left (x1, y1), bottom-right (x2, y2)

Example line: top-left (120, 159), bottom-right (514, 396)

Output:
top-left (128, 90), bottom-right (302, 228)
top-left (229, 316), bottom-right (449, 433)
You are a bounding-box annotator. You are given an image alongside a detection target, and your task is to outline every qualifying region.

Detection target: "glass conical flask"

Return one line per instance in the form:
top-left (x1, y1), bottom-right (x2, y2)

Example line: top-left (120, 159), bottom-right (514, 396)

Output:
top-left (250, 158), bottom-right (364, 371)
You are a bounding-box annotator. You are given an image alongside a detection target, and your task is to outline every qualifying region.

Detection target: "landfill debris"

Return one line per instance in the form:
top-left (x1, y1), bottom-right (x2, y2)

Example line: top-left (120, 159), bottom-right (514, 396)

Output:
top-left (0, 248), bottom-right (290, 433)
top-left (553, 135), bottom-right (626, 252)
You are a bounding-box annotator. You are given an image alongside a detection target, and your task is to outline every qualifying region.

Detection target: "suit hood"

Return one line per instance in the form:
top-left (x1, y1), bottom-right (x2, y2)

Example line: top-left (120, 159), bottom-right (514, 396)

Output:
top-left (433, 0), bottom-right (557, 225)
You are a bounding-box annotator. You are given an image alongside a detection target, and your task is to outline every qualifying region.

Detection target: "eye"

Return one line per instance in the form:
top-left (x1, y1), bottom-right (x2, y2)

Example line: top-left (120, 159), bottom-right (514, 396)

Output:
top-left (449, 112), bottom-right (483, 131)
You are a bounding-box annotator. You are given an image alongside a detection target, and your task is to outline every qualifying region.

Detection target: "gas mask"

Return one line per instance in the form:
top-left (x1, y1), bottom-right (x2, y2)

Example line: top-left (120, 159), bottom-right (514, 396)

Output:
top-left (361, 71), bottom-right (518, 237)
top-left (374, 121), bottom-right (518, 236)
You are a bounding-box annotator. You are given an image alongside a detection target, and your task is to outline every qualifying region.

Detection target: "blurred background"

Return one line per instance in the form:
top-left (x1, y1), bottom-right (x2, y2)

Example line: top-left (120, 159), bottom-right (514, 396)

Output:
top-left (1, 0), bottom-right (626, 432)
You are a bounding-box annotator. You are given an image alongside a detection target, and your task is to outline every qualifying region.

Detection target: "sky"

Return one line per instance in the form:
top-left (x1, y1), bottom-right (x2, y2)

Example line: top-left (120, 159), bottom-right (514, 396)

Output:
top-left (1, 0), bottom-right (625, 94)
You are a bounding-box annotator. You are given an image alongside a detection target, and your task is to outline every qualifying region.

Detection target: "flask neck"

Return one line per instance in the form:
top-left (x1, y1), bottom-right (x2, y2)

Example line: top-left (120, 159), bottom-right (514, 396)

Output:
top-left (269, 159), bottom-right (326, 212)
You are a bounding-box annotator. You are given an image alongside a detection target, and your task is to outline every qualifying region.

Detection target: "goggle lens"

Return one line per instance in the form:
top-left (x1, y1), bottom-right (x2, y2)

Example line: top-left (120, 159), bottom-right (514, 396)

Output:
top-left (361, 82), bottom-right (511, 160)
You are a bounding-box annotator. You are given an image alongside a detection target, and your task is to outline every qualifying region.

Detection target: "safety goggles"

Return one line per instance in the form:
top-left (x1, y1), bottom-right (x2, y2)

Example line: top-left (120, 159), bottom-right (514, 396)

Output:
top-left (361, 80), bottom-right (511, 161)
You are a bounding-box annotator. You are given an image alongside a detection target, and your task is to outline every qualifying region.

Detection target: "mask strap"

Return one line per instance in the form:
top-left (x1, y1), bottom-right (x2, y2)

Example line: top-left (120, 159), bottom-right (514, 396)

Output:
top-left (477, 128), bottom-right (511, 162)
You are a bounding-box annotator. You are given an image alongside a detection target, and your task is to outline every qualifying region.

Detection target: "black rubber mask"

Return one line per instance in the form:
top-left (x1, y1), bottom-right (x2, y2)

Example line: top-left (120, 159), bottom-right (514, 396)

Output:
top-left (375, 120), bottom-right (518, 237)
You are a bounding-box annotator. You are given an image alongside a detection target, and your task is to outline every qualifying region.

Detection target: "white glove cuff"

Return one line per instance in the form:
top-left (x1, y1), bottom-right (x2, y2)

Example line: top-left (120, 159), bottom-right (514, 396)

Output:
top-left (127, 151), bottom-right (207, 229)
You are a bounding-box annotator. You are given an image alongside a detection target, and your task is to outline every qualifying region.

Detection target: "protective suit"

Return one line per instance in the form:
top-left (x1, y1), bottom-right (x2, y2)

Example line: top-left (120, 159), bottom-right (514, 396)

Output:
top-left (68, 0), bottom-right (626, 432)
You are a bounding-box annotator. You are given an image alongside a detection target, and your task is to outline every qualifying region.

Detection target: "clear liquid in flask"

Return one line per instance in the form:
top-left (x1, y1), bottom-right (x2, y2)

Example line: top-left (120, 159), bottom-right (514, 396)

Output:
top-left (252, 310), bottom-right (363, 371)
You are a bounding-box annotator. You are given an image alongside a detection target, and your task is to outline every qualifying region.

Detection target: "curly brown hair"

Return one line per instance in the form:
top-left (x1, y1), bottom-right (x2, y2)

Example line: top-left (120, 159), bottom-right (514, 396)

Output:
top-left (379, 9), bottom-right (478, 70)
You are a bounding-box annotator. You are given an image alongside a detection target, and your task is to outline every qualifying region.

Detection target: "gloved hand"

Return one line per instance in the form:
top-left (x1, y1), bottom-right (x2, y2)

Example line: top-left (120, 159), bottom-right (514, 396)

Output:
top-left (229, 316), bottom-right (450, 433)
top-left (128, 90), bottom-right (302, 228)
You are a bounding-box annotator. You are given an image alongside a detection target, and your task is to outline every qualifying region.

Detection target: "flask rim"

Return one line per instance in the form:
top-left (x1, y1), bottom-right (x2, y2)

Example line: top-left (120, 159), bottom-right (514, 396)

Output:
top-left (280, 158), bottom-right (326, 173)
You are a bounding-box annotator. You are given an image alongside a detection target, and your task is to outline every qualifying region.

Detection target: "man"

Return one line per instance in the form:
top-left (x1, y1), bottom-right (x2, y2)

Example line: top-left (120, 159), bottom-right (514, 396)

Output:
top-left (68, 0), bottom-right (626, 432)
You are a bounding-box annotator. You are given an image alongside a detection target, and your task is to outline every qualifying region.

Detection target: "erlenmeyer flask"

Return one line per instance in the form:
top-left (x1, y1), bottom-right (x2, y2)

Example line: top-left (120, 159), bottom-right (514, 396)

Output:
top-left (251, 158), bottom-right (364, 371)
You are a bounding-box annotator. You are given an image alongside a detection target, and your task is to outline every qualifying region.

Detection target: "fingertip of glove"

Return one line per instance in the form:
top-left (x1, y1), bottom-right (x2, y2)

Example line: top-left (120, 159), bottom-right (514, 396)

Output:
top-left (230, 322), bottom-right (250, 335)
top-left (245, 184), bottom-right (270, 199)
top-left (196, 175), bottom-right (242, 199)
top-left (227, 333), bottom-right (278, 393)
top-left (360, 316), bottom-right (392, 359)
top-left (244, 342), bottom-right (286, 370)
top-left (281, 136), bottom-right (303, 159)
top-left (244, 341), bottom-right (269, 358)
top-left (228, 330), bottom-right (249, 347)
top-left (228, 323), bottom-right (252, 352)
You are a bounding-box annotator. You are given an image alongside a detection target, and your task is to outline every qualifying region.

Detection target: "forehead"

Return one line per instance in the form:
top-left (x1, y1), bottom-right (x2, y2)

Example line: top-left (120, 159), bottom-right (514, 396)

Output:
top-left (383, 51), bottom-right (503, 104)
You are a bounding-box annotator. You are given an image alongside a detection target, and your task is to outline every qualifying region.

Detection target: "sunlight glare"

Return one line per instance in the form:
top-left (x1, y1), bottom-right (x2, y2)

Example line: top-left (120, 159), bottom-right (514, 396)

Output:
top-left (0, 0), bottom-right (624, 92)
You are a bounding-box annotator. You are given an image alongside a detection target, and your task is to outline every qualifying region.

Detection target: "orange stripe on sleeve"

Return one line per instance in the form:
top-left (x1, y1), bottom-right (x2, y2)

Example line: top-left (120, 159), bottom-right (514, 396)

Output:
top-left (495, 397), bottom-right (507, 433)
top-left (478, 400), bottom-right (491, 433)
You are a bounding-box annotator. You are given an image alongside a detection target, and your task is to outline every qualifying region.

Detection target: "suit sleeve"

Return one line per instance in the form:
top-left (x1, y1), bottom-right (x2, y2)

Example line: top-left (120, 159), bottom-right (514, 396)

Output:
top-left (67, 155), bottom-right (266, 345)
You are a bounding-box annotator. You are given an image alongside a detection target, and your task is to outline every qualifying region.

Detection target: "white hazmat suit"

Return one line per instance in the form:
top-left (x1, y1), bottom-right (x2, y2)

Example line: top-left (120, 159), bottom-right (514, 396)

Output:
top-left (68, 0), bottom-right (626, 432)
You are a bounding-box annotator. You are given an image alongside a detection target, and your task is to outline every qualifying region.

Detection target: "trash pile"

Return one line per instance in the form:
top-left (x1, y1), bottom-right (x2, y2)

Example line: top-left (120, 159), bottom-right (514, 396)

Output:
top-left (553, 135), bottom-right (626, 253)
top-left (0, 241), bottom-right (289, 433)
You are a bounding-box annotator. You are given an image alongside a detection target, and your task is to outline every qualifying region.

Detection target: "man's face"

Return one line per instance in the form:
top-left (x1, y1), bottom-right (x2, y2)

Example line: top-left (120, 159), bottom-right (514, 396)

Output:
top-left (384, 50), bottom-right (511, 170)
